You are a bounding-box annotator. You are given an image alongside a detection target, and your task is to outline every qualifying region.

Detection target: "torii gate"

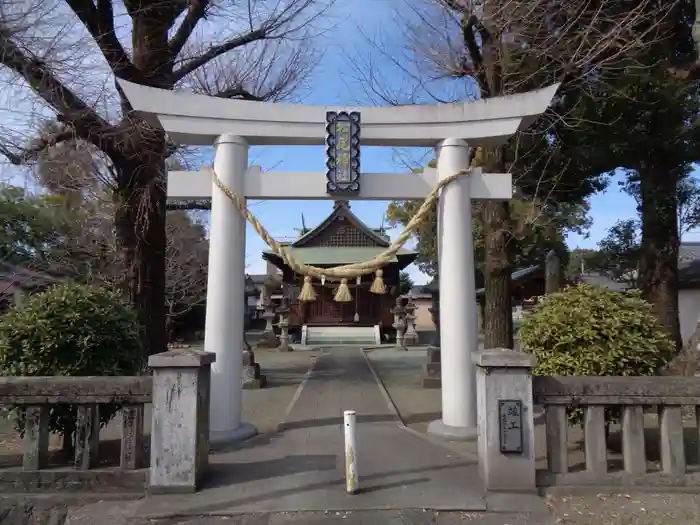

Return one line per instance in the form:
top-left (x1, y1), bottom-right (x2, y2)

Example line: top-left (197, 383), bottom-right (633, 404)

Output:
top-left (118, 80), bottom-right (558, 445)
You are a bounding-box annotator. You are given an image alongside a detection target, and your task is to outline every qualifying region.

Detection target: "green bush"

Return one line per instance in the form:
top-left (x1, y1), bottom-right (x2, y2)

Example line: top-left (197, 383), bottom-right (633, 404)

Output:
top-left (0, 283), bottom-right (144, 445)
top-left (519, 284), bottom-right (675, 423)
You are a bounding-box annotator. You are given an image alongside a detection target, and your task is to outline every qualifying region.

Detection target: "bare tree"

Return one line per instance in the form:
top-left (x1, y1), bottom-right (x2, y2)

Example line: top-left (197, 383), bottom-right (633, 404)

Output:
top-left (351, 0), bottom-right (678, 348)
top-left (164, 211), bottom-right (208, 340)
top-left (0, 0), bottom-right (333, 354)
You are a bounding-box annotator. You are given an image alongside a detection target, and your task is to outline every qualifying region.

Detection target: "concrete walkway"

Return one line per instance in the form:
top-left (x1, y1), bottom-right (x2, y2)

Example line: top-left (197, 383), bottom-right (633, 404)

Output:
top-left (136, 347), bottom-right (487, 518)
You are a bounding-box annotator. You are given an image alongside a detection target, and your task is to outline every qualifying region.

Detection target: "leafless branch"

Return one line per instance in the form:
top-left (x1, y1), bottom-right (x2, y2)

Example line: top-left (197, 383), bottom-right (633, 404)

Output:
top-left (63, 0), bottom-right (144, 83)
top-left (164, 211), bottom-right (208, 324)
top-left (172, 0), bottom-right (335, 84)
top-left (169, 0), bottom-right (211, 60)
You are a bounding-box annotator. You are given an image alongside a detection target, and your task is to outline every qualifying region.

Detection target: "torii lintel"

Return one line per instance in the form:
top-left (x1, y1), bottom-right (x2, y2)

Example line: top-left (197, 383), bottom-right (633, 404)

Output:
top-left (117, 79), bottom-right (559, 147)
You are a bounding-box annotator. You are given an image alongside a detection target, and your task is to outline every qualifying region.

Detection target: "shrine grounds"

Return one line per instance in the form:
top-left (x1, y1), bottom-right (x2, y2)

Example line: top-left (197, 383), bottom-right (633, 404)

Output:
top-left (1, 342), bottom-right (699, 524)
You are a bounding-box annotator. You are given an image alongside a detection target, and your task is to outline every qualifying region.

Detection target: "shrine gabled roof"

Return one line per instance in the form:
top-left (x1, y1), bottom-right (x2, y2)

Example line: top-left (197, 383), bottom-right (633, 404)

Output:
top-left (291, 201), bottom-right (391, 248)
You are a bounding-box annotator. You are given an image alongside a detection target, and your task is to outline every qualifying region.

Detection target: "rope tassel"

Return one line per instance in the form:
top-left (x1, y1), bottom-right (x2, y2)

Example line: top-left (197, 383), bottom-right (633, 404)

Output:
top-left (369, 269), bottom-right (386, 294)
top-left (298, 276), bottom-right (317, 302)
top-left (334, 278), bottom-right (353, 302)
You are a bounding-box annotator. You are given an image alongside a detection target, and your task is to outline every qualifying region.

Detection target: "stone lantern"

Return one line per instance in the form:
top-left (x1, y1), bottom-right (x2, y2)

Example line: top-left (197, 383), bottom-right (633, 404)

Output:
top-left (256, 276), bottom-right (280, 349)
top-left (276, 297), bottom-right (292, 352)
top-left (391, 296), bottom-right (408, 350)
top-left (403, 295), bottom-right (419, 346)
top-left (421, 276), bottom-right (441, 388)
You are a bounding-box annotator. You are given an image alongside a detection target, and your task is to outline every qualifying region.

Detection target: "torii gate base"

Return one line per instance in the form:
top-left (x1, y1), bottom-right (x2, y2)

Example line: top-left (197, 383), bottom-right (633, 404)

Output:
top-left (116, 79), bottom-right (557, 445)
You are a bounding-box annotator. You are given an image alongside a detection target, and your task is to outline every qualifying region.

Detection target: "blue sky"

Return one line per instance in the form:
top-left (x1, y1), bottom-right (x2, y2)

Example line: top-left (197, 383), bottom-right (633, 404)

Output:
top-left (4, 0), bottom-right (691, 285)
top-left (240, 0), bottom-right (655, 284)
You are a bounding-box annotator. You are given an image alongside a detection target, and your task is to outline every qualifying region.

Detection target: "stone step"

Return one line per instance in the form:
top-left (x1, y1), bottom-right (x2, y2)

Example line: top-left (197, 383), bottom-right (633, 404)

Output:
top-left (303, 325), bottom-right (379, 346)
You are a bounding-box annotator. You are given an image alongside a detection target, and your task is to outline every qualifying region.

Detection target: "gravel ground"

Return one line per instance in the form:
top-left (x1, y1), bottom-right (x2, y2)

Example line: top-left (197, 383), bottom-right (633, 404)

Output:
top-left (544, 492), bottom-right (700, 524)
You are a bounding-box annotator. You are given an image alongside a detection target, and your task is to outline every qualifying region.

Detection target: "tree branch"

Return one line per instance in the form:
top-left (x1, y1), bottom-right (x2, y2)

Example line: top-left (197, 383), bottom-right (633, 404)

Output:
top-left (63, 0), bottom-right (144, 83)
top-left (668, 60), bottom-right (700, 80)
top-left (0, 128), bottom-right (76, 166)
top-left (461, 14), bottom-right (489, 92)
top-left (166, 201), bottom-right (212, 211)
top-left (214, 87), bottom-right (263, 100)
top-left (172, 28), bottom-right (266, 82)
top-left (0, 29), bottom-right (116, 152)
top-left (169, 0), bottom-right (211, 59)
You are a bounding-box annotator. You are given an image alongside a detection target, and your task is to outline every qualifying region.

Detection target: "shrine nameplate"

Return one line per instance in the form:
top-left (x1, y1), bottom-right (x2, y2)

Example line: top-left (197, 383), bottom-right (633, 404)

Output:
top-left (498, 399), bottom-right (524, 454)
top-left (326, 111), bottom-right (360, 196)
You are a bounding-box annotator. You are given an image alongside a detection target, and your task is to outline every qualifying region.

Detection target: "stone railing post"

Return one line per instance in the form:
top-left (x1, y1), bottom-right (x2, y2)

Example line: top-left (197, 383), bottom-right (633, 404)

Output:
top-left (148, 348), bottom-right (215, 493)
top-left (472, 348), bottom-right (536, 493)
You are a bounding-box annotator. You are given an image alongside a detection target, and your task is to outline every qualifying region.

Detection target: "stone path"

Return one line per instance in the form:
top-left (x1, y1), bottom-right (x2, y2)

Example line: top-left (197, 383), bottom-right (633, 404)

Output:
top-left (135, 347), bottom-right (488, 519)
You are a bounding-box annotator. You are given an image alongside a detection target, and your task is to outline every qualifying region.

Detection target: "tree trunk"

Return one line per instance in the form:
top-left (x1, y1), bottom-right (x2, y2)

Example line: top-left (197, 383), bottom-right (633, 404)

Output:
top-left (667, 319), bottom-right (700, 376)
top-left (113, 150), bottom-right (168, 355)
top-left (638, 166), bottom-right (682, 350)
top-left (483, 199), bottom-right (514, 349)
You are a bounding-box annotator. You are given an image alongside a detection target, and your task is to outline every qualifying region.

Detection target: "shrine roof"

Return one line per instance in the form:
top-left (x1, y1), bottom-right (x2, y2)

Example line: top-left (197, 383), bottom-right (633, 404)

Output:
top-left (263, 246), bottom-right (416, 266)
top-left (291, 200), bottom-right (391, 248)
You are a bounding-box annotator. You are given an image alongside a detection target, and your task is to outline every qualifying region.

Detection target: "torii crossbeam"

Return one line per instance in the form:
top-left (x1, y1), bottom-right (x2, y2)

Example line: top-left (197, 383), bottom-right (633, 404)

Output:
top-left (118, 79), bottom-right (558, 445)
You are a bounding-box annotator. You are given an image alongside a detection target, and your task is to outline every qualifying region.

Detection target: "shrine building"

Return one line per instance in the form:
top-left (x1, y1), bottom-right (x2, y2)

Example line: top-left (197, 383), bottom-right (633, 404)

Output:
top-left (262, 200), bottom-right (417, 345)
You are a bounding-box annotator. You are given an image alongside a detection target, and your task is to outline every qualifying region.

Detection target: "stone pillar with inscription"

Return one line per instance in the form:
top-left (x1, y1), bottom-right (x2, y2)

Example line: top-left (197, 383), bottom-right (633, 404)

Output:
top-left (545, 249), bottom-right (562, 295)
top-left (472, 348), bottom-right (537, 492)
top-left (148, 348), bottom-right (215, 493)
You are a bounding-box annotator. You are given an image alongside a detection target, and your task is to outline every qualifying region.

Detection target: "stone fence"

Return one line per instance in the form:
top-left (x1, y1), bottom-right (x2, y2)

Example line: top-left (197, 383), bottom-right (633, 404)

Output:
top-left (534, 375), bottom-right (700, 488)
top-left (474, 348), bottom-right (700, 493)
top-left (0, 348), bottom-right (213, 494)
top-left (0, 376), bottom-right (151, 492)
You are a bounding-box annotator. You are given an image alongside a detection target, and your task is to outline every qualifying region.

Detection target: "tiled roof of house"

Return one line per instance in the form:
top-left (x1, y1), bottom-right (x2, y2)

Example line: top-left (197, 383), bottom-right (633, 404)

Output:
top-left (0, 262), bottom-right (64, 302)
top-left (578, 272), bottom-right (631, 292)
top-left (679, 242), bottom-right (700, 288)
top-left (475, 265), bottom-right (542, 298)
top-left (0, 262), bottom-right (63, 288)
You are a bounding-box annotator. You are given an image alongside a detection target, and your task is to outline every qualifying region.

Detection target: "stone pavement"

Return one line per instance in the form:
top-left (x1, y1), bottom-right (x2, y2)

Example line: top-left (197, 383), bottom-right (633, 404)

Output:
top-left (132, 346), bottom-right (501, 519)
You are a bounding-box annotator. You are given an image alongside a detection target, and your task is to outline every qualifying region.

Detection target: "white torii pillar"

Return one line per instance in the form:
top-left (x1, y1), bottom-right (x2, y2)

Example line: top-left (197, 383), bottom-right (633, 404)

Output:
top-left (116, 79), bottom-right (558, 444)
top-left (205, 134), bottom-right (256, 444)
top-left (428, 138), bottom-right (479, 439)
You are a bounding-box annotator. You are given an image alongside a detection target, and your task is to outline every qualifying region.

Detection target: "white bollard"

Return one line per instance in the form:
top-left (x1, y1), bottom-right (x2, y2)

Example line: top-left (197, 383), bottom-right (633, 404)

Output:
top-left (344, 410), bottom-right (358, 494)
